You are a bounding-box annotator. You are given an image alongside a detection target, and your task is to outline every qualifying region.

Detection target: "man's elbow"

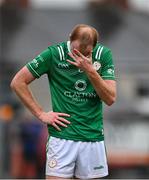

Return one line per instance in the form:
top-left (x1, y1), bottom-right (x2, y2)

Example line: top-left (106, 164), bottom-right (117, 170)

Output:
top-left (10, 77), bottom-right (17, 91)
top-left (105, 96), bottom-right (116, 106)
top-left (10, 76), bottom-right (21, 92)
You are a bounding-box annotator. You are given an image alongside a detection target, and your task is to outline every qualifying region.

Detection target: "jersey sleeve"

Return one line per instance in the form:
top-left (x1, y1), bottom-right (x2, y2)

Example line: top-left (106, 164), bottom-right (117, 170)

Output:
top-left (100, 49), bottom-right (115, 80)
top-left (26, 48), bottom-right (51, 78)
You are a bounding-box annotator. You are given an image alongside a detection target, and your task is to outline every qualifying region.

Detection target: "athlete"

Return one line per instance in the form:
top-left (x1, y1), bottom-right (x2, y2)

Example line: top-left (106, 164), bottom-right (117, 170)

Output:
top-left (11, 24), bottom-right (116, 179)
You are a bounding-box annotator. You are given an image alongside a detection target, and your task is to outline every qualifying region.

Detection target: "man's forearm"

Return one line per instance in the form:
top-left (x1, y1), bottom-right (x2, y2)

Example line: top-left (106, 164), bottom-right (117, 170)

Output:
top-left (11, 80), bottom-right (43, 118)
top-left (86, 68), bottom-right (116, 106)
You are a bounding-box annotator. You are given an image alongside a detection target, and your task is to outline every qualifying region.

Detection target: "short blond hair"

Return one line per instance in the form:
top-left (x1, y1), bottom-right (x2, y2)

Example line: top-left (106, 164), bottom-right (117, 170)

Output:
top-left (70, 24), bottom-right (99, 48)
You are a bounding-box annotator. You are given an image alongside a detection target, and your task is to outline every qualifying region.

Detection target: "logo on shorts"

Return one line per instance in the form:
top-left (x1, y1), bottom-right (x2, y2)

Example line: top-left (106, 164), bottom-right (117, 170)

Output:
top-left (48, 159), bottom-right (57, 168)
top-left (94, 165), bottom-right (104, 170)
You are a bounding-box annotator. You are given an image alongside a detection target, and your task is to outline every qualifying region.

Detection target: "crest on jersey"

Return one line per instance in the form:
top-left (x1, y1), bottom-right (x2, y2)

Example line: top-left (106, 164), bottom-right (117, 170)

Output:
top-left (93, 61), bottom-right (101, 71)
top-left (75, 80), bottom-right (87, 91)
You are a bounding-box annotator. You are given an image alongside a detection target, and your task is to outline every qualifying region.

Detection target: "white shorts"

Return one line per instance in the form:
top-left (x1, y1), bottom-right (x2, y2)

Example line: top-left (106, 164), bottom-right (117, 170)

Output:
top-left (46, 136), bottom-right (108, 179)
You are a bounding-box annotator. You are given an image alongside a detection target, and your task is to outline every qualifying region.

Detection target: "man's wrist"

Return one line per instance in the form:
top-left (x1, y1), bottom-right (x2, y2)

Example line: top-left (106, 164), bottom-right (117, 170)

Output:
top-left (85, 65), bottom-right (97, 76)
top-left (35, 108), bottom-right (44, 119)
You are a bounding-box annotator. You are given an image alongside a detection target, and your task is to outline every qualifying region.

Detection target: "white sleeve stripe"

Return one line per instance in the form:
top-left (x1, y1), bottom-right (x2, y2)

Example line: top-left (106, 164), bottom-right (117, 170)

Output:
top-left (58, 47), bottom-right (62, 60)
top-left (60, 46), bottom-right (65, 60)
top-left (95, 46), bottom-right (101, 59)
top-left (98, 46), bottom-right (103, 60)
top-left (28, 63), bottom-right (40, 77)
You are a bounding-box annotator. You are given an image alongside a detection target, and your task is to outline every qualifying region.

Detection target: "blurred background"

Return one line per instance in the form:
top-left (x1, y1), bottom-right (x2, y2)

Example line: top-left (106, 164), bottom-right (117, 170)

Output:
top-left (0, 0), bottom-right (149, 178)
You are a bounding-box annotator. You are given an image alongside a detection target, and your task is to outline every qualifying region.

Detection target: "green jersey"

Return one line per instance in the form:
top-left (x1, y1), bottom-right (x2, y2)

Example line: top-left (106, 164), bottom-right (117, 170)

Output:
top-left (26, 41), bottom-right (115, 142)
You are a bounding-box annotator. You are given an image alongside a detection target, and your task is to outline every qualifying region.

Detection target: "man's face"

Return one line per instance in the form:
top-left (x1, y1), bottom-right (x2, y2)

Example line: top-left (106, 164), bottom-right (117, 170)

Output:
top-left (70, 40), bottom-right (93, 58)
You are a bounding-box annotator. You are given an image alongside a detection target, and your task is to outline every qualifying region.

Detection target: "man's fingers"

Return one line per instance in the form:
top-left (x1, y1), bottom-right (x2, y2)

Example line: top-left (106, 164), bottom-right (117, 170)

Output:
top-left (67, 59), bottom-right (78, 66)
top-left (57, 117), bottom-right (71, 124)
top-left (68, 52), bottom-right (77, 61)
top-left (68, 52), bottom-right (80, 64)
top-left (52, 123), bottom-right (61, 131)
top-left (72, 51), bottom-right (79, 59)
top-left (49, 112), bottom-right (71, 130)
top-left (55, 120), bottom-right (68, 127)
top-left (57, 112), bottom-right (70, 117)
top-left (73, 49), bottom-right (84, 58)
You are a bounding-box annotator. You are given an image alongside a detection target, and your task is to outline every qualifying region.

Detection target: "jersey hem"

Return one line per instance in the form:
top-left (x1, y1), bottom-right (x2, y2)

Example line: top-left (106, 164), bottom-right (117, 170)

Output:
top-left (48, 133), bottom-right (104, 142)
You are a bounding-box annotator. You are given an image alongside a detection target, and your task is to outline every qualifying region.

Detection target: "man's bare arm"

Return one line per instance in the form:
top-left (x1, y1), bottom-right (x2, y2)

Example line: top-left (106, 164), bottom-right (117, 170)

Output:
top-left (11, 66), bottom-right (43, 117)
top-left (85, 69), bottom-right (116, 106)
top-left (10, 66), bottom-right (70, 131)
top-left (67, 49), bottom-right (116, 106)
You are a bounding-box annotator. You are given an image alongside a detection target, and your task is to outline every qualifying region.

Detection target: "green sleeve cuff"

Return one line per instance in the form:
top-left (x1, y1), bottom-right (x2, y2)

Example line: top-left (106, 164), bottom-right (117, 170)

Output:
top-left (26, 63), bottom-right (40, 78)
top-left (102, 76), bottom-right (116, 80)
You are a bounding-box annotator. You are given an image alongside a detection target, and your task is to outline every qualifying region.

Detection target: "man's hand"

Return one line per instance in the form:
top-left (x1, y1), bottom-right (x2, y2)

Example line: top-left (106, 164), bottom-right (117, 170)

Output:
top-left (39, 111), bottom-right (71, 131)
top-left (67, 49), bottom-right (94, 73)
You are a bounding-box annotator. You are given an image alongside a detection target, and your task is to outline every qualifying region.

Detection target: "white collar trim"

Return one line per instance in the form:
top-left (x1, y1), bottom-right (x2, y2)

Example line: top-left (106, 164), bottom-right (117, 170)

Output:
top-left (67, 41), bottom-right (71, 53)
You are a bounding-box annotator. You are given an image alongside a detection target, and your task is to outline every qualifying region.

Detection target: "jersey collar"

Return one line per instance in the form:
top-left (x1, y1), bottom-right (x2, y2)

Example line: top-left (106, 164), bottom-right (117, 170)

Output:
top-left (67, 41), bottom-right (71, 53)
